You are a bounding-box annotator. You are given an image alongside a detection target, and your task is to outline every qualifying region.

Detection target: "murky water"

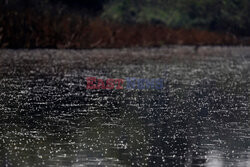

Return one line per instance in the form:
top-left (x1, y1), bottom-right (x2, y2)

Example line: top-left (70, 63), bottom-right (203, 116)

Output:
top-left (0, 47), bottom-right (249, 167)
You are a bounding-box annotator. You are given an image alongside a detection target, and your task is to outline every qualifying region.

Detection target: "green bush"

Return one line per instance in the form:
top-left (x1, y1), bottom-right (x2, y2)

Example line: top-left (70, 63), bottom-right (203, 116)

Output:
top-left (102, 0), bottom-right (250, 35)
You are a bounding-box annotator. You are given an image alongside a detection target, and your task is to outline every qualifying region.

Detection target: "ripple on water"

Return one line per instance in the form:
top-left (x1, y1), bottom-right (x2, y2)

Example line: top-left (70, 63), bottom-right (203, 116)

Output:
top-left (0, 47), bottom-right (249, 166)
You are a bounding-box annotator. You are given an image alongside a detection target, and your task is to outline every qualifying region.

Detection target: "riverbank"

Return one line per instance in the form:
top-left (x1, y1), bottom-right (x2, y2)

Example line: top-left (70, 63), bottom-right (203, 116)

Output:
top-left (1, 8), bottom-right (250, 49)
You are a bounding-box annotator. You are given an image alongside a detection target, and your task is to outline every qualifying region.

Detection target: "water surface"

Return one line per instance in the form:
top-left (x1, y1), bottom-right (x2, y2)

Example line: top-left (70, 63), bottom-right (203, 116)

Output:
top-left (0, 47), bottom-right (249, 166)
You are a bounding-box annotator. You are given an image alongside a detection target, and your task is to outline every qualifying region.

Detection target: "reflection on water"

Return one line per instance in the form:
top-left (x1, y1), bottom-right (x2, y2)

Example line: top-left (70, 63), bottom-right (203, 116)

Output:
top-left (0, 47), bottom-right (249, 166)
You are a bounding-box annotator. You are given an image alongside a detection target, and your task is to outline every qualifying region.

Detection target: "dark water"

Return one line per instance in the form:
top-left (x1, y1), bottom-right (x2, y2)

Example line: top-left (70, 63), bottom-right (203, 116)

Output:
top-left (0, 47), bottom-right (249, 167)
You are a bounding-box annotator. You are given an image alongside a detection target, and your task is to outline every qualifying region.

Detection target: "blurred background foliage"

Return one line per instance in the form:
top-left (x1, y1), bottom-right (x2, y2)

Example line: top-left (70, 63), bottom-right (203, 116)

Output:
top-left (1, 0), bottom-right (250, 36)
top-left (0, 0), bottom-right (249, 48)
top-left (102, 0), bottom-right (250, 36)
